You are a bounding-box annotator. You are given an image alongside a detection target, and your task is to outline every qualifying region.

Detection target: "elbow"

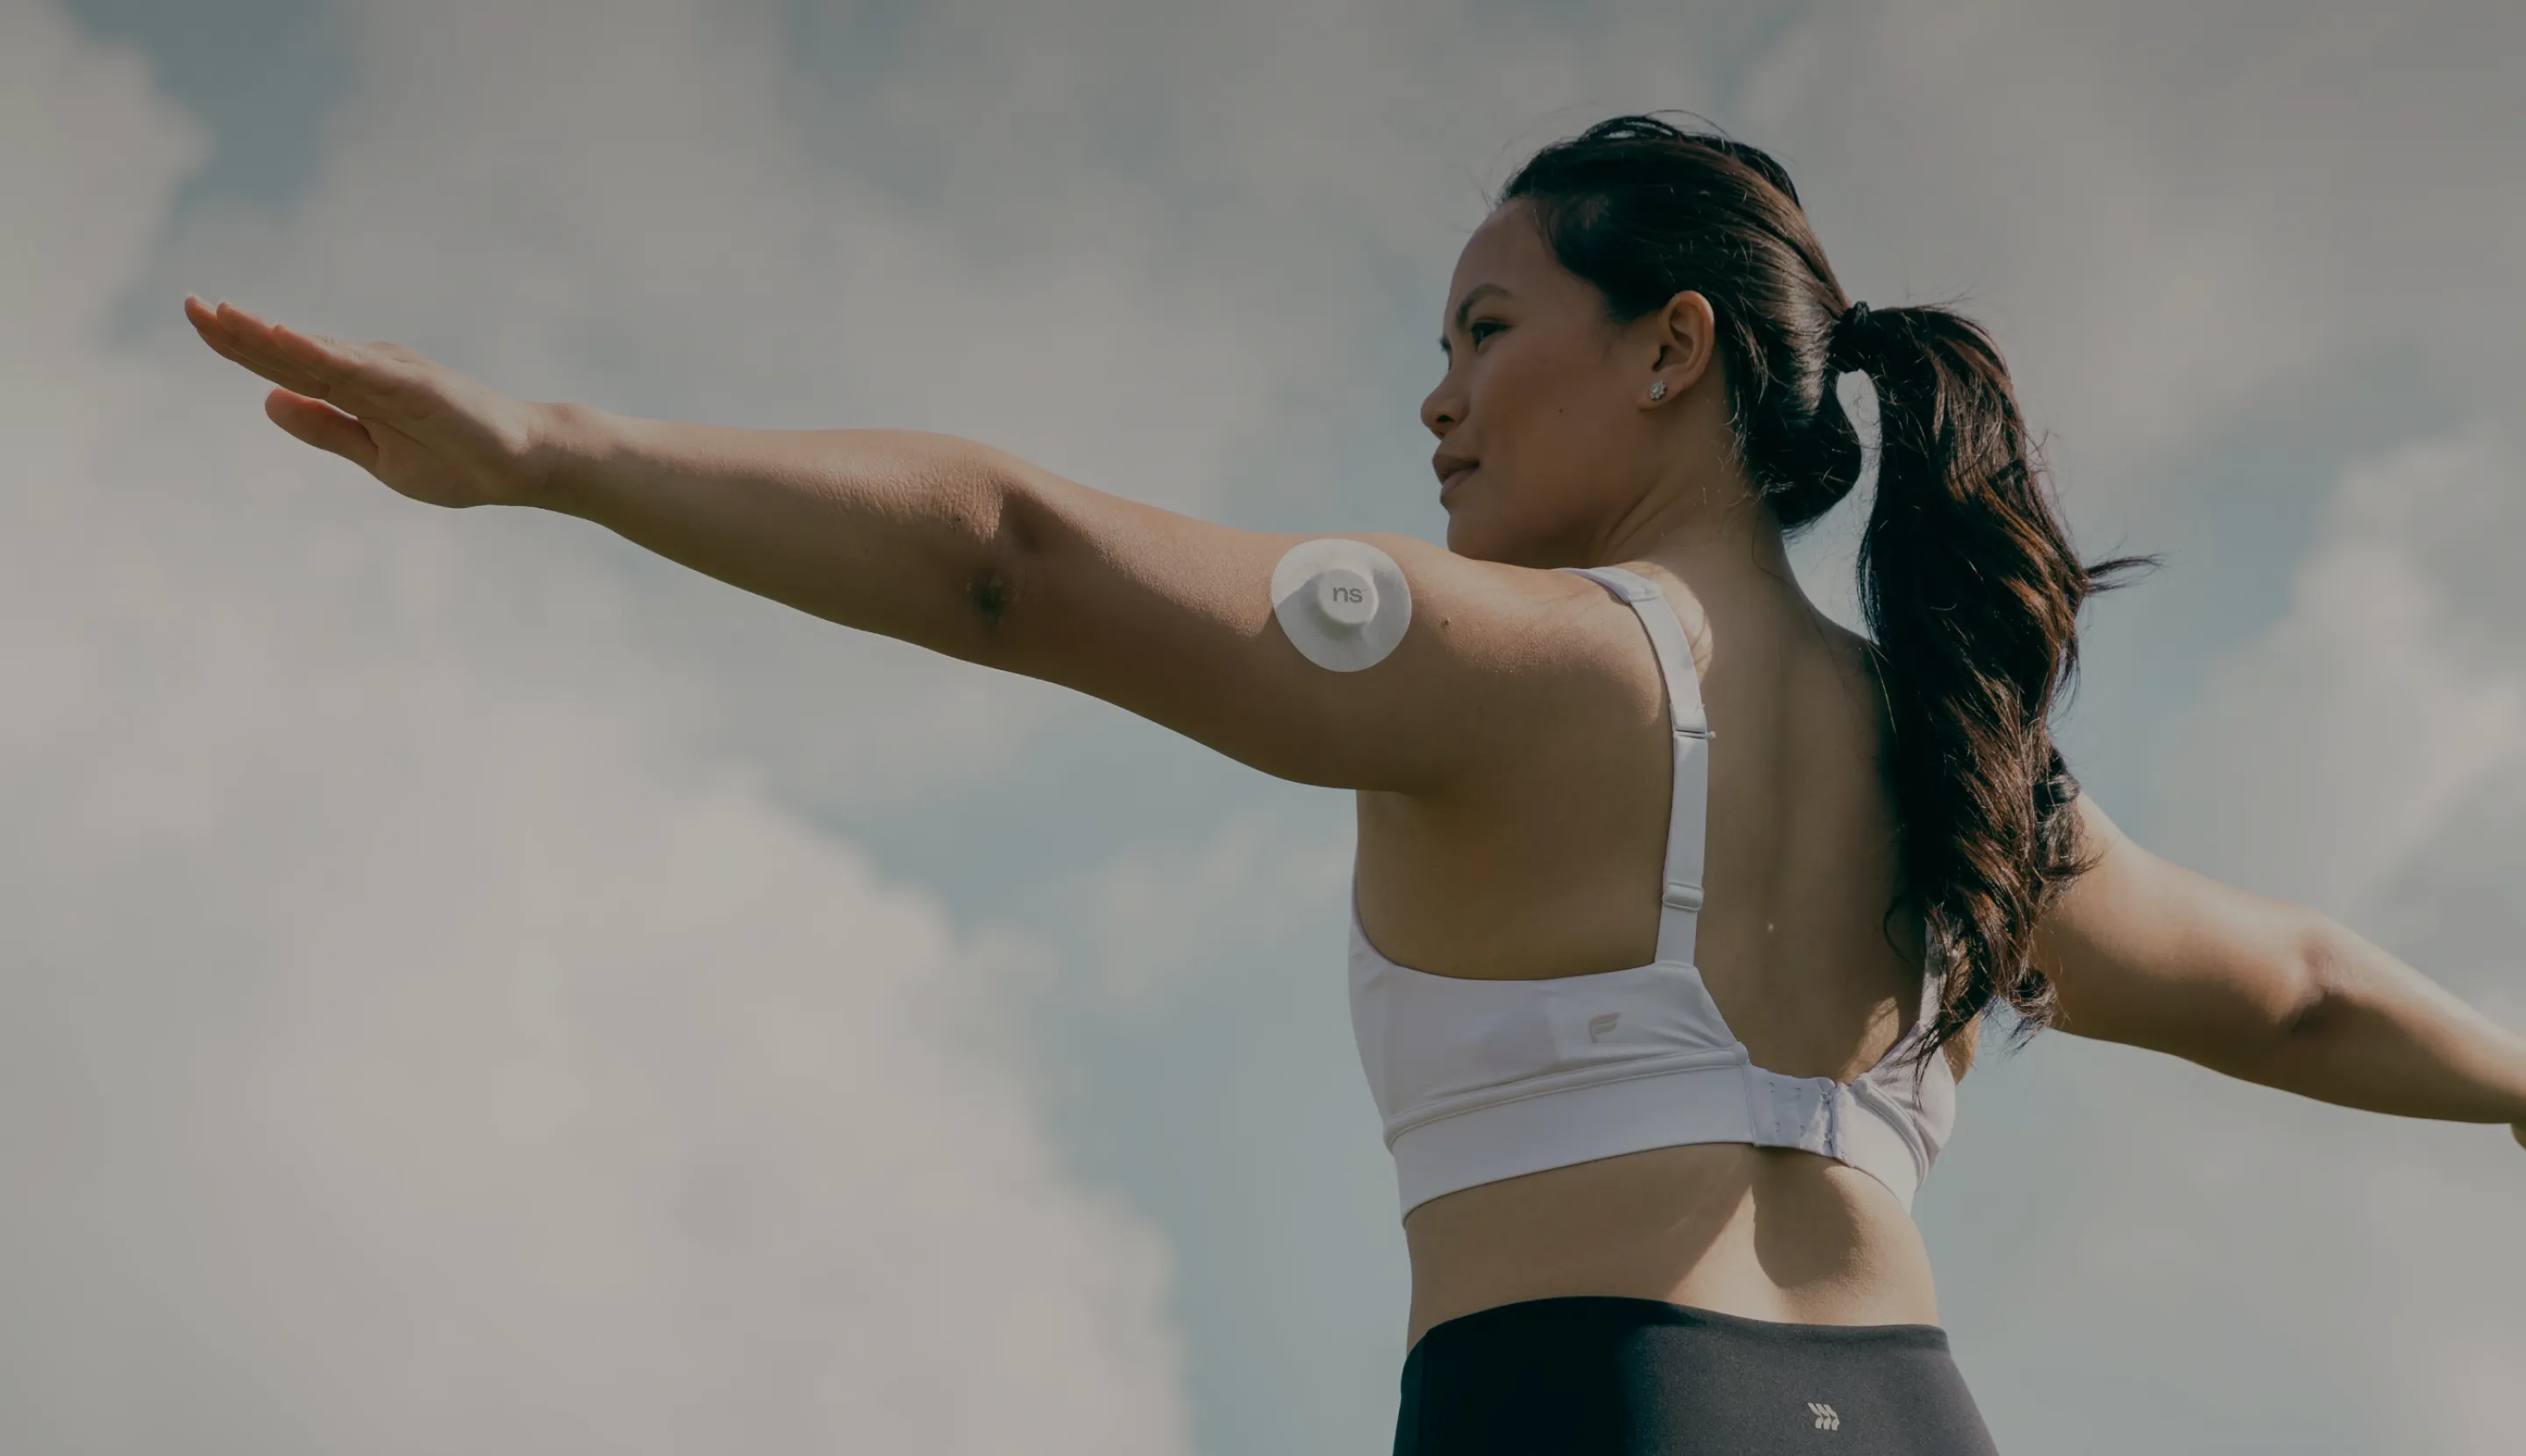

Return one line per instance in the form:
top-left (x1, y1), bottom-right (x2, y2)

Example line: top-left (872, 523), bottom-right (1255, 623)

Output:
top-left (956, 453), bottom-right (1051, 666)
top-left (2278, 914), bottom-right (2347, 1044)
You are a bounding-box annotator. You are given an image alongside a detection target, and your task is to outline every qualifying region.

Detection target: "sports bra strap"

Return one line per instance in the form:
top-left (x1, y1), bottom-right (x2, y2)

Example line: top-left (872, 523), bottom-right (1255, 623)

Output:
top-left (1557, 565), bottom-right (1712, 966)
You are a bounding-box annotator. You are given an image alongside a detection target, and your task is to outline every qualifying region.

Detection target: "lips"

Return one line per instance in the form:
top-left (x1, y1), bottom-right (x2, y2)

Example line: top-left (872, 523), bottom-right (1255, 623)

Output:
top-left (1437, 461), bottom-right (1480, 500)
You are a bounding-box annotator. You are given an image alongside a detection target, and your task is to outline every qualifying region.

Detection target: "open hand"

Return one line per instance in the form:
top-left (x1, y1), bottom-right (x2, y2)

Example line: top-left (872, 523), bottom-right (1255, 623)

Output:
top-left (184, 296), bottom-right (557, 509)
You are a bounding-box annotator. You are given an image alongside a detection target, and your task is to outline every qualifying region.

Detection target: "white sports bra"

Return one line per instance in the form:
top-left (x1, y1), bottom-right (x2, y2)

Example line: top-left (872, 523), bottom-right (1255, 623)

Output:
top-left (1347, 564), bottom-right (1958, 1220)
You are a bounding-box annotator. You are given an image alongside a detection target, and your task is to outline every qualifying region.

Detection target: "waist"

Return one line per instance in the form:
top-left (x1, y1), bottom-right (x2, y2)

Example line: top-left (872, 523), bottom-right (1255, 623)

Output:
top-left (1401, 1141), bottom-right (1938, 1353)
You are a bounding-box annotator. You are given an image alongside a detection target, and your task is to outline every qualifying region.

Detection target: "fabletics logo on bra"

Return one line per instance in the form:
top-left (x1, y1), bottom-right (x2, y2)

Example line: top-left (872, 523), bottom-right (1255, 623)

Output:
top-left (1807, 1402), bottom-right (1841, 1431)
top-left (1587, 1012), bottom-right (1621, 1042)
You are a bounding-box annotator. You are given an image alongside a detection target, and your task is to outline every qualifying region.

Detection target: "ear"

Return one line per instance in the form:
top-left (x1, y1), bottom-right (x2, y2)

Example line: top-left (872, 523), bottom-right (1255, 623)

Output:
top-left (1644, 289), bottom-right (1719, 403)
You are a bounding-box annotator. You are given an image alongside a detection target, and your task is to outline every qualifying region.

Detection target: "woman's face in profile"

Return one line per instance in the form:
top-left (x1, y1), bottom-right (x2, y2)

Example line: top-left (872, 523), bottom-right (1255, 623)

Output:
top-left (1421, 200), bottom-right (1650, 567)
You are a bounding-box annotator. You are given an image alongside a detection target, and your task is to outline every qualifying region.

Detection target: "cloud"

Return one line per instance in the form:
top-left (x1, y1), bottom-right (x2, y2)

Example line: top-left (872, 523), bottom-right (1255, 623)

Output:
top-left (109, 0), bottom-right (1332, 826)
top-left (1, 0), bottom-right (1191, 1448)
top-left (1060, 804), bottom-right (1354, 1005)
top-left (1735, 0), bottom-right (2526, 489)
top-left (2153, 406), bottom-right (2526, 917)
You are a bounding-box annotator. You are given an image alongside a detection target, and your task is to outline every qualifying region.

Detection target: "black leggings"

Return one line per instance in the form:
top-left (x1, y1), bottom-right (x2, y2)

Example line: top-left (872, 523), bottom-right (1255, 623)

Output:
top-left (1395, 1296), bottom-right (2002, 1455)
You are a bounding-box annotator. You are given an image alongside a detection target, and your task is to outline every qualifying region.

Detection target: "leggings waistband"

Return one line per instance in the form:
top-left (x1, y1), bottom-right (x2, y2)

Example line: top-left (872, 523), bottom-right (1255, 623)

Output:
top-left (1396, 1295), bottom-right (1994, 1456)
top-left (1413, 1294), bottom-right (1952, 1357)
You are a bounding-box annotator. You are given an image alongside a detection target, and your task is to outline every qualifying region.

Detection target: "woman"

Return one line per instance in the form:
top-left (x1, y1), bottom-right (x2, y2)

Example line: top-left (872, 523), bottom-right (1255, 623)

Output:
top-left (188, 115), bottom-right (2526, 1454)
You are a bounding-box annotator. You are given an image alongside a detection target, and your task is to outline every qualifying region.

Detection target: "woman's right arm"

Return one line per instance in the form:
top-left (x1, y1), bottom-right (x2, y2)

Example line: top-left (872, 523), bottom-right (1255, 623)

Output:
top-left (2036, 795), bottom-right (2526, 1141)
top-left (182, 298), bottom-right (1643, 797)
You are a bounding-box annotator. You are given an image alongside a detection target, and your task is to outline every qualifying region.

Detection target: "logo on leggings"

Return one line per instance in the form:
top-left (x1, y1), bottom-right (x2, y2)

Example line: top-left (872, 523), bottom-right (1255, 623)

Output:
top-left (1807, 1402), bottom-right (1841, 1431)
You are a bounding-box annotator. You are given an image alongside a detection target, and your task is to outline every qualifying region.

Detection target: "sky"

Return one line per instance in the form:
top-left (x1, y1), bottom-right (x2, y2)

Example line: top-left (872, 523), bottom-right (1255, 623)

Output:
top-left (4, 0), bottom-right (2523, 1451)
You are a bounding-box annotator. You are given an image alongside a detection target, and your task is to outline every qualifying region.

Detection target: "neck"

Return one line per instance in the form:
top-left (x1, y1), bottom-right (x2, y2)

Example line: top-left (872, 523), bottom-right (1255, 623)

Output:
top-left (1592, 465), bottom-right (1805, 620)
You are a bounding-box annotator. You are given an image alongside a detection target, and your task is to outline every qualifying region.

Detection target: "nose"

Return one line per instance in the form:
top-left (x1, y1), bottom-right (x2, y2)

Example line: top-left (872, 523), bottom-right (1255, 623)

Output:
top-left (1420, 375), bottom-right (1461, 437)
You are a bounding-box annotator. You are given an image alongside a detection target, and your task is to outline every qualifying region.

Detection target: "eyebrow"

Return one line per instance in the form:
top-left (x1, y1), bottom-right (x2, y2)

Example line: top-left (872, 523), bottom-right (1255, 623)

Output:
top-left (1438, 282), bottom-right (1513, 352)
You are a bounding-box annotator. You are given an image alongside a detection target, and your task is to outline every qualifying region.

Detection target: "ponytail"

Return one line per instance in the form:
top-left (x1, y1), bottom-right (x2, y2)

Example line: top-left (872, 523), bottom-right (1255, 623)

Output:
top-left (1500, 114), bottom-right (2156, 1088)
top-left (1832, 303), bottom-right (2153, 1086)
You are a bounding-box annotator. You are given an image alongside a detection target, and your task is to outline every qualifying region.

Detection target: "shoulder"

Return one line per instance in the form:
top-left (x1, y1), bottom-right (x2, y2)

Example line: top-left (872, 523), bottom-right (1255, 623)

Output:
top-left (1359, 535), bottom-right (1670, 682)
top-left (1352, 539), bottom-right (1680, 783)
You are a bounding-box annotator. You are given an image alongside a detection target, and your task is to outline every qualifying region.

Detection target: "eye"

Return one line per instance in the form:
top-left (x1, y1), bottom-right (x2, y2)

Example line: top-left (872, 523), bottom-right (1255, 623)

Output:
top-left (1468, 319), bottom-right (1504, 346)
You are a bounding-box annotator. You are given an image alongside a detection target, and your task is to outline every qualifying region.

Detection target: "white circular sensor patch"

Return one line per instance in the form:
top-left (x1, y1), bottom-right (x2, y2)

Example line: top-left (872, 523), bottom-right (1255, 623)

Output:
top-left (1271, 538), bottom-right (1411, 671)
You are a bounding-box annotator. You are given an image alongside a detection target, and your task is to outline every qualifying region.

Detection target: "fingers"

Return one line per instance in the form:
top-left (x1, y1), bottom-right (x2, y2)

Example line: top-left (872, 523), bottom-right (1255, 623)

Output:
top-left (229, 310), bottom-right (349, 397)
top-left (184, 296), bottom-right (410, 414)
top-left (186, 296), bottom-right (341, 398)
top-left (191, 313), bottom-right (324, 396)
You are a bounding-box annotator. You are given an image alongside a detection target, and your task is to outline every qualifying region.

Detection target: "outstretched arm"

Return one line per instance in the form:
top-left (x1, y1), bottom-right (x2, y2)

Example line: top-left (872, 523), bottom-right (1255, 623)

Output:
top-left (183, 298), bottom-right (1642, 796)
top-left (2037, 794), bottom-right (2526, 1146)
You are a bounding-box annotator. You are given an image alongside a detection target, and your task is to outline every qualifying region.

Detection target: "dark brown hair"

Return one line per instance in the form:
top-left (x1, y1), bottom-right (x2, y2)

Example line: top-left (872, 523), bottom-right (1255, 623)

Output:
top-left (1499, 113), bottom-right (2154, 1085)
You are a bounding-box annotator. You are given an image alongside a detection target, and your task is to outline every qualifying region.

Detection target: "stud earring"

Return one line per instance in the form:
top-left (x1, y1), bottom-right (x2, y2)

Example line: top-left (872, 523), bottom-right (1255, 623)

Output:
top-left (1647, 381), bottom-right (1669, 402)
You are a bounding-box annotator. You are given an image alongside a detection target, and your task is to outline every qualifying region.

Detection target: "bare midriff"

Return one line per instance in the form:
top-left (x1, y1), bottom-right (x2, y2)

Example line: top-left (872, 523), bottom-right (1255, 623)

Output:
top-left (1399, 1139), bottom-right (1940, 1353)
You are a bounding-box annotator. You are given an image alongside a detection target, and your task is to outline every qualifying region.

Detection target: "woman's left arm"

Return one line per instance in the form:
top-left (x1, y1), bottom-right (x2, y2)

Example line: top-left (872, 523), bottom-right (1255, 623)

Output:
top-left (2269, 917), bottom-right (2526, 1131)
top-left (2039, 793), bottom-right (2526, 1142)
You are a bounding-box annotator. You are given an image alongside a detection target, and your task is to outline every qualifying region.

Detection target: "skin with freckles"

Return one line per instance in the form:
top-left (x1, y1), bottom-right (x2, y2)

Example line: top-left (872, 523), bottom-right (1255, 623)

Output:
top-left (185, 191), bottom-right (2526, 1360)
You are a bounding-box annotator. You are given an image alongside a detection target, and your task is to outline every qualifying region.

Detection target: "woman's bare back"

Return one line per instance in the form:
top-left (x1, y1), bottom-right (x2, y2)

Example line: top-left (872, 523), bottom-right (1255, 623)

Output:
top-left (1351, 562), bottom-right (1977, 1349)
